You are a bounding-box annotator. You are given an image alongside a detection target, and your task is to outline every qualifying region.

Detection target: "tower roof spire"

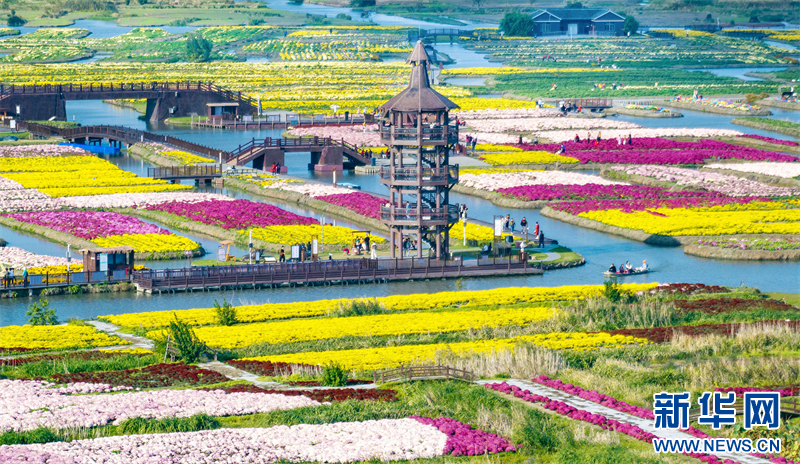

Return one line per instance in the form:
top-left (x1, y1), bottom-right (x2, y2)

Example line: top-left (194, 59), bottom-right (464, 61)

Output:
top-left (378, 41), bottom-right (459, 113)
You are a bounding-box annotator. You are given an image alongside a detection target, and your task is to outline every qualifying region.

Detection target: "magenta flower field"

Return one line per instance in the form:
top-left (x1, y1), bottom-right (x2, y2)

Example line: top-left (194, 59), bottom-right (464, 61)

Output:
top-left (498, 183), bottom-right (715, 202)
top-left (145, 199), bottom-right (318, 229)
top-left (516, 137), bottom-right (800, 164)
top-left (315, 192), bottom-right (384, 219)
top-left (3, 211), bottom-right (170, 239)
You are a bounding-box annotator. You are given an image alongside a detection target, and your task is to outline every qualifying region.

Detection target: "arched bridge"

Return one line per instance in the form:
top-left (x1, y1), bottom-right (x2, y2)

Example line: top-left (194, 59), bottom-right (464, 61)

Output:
top-left (0, 81), bottom-right (258, 122)
top-left (19, 122), bottom-right (371, 172)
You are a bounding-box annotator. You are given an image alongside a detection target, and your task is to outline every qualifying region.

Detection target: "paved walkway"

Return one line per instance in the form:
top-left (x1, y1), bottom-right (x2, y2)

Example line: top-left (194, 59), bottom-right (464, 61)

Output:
top-left (87, 320), bottom-right (154, 351)
top-left (478, 379), bottom-right (771, 464)
top-left (198, 361), bottom-right (377, 391)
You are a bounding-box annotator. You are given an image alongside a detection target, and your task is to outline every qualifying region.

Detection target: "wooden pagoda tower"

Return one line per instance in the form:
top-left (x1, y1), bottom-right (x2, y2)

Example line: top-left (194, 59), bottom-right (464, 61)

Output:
top-left (378, 40), bottom-right (460, 259)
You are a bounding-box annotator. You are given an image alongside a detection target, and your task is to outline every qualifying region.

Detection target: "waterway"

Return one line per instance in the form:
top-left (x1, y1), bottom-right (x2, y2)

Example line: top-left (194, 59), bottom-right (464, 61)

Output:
top-left (686, 66), bottom-right (788, 81)
top-left (1, 9), bottom-right (799, 324)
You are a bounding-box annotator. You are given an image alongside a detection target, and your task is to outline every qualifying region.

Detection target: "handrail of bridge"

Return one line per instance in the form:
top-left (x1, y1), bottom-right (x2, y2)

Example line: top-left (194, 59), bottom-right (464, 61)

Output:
top-left (225, 136), bottom-right (369, 165)
top-left (0, 81), bottom-right (259, 110)
top-left (19, 122), bottom-right (223, 159)
top-left (373, 365), bottom-right (475, 384)
top-left (148, 166), bottom-right (221, 179)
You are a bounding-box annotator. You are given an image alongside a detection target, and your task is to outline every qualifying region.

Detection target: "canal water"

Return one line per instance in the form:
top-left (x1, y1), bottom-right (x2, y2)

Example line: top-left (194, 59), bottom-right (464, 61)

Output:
top-left (1, 11), bottom-right (799, 324)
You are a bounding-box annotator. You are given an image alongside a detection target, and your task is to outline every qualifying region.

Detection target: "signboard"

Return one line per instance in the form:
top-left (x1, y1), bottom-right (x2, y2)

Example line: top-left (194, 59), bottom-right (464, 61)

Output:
top-left (9, 120), bottom-right (16, 130)
top-left (217, 246), bottom-right (225, 262)
top-left (99, 253), bottom-right (108, 272)
top-left (493, 217), bottom-right (504, 237)
top-left (243, 115), bottom-right (253, 122)
top-left (291, 245), bottom-right (300, 260)
top-left (312, 239), bottom-right (318, 255)
top-left (255, 251), bottom-right (261, 262)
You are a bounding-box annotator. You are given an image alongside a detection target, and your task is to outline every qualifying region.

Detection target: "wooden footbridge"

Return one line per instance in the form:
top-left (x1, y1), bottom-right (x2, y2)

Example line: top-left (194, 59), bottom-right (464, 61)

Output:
top-left (373, 365), bottom-right (476, 384)
top-left (0, 81), bottom-right (258, 122)
top-left (131, 257), bottom-right (543, 294)
top-left (17, 122), bottom-right (372, 172)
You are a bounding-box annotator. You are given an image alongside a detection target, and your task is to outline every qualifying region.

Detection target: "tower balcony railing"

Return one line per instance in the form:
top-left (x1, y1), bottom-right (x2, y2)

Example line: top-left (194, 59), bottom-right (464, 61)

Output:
top-left (379, 165), bottom-right (458, 185)
top-left (380, 205), bottom-right (459, 225)
top-left (379, 123), bottom-right (458, 144)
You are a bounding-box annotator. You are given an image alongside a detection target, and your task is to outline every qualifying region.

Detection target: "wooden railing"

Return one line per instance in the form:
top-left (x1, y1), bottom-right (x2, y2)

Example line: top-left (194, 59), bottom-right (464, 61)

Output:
top-left (373, 365), bottom-right (475, 384)
top-left (18, 122), bottom-right (222, 159)
top-left (224, 136), bottom-right (369, 165)
top-left (0, 81), bottom-right (258, 110)
top-left (148, 166), bottom-right (221, 179)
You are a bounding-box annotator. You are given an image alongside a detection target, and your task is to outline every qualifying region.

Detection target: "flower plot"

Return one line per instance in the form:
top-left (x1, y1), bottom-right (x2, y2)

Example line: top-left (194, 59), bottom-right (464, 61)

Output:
top-left (100, 283), bottom-right (658, 328)
top-left (0, 379), bottom-right (322, 432)
top-left (0, 325), bottom-right (126, 352)
top-left (160, 306), bottom-right (557, 349)
top-left (144, 199), bottom-right (317, 229)
top-left (247, 331), bottom-right (649, 371)
top-left (614, 165), bottom-right (800, 197)
top-left (0, 417), bottom-right (514, 462)
top-left (3, 211), bottom-right (202, 254)
top-left (704, 162), bottom-right (800, 179)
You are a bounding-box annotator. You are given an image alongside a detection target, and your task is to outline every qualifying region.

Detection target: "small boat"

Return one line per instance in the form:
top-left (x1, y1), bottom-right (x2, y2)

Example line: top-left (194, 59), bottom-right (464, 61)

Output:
top-left (603, 269), bottom-right (651, 277)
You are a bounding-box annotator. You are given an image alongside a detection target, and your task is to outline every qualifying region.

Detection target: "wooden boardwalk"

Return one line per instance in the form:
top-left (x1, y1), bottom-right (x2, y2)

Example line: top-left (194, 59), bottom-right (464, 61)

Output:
top-left (132, 257), bottom-right (543, 293)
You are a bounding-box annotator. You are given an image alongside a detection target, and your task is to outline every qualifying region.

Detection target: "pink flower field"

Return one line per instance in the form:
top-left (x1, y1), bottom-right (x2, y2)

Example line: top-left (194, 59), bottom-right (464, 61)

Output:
top-left (145, 199), bottom-right (318, 229)
top-left (3, 211), bottom-right (170, 239)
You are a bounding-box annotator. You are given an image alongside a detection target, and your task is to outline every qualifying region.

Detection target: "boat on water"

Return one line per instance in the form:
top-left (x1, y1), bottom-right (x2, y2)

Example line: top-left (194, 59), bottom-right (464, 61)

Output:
top-left (603, 269), bottom-right (652, 277)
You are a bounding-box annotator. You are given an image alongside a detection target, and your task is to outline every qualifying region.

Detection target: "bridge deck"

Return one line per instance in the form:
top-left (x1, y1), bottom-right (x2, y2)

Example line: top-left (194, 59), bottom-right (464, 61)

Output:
top-left (133, 257), bottom-right (543, 293)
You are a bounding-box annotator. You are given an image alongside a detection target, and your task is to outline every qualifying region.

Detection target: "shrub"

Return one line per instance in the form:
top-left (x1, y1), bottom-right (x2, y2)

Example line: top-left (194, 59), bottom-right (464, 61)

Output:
top-left (603, 280), bottom-right (623, 303)
top-left (167, 315), bottom-right (204, 363)
top-left (185, 32), bottom-right (212, 62)
top-left (321, 362), bottom-right (348, 387)
top-left (7, 14), bottom-right (25, 26)
top-left (329, 298), bottom-right (384, 317)
top-left (500, 12), bottom-right (534, 37)
top-left (0, 427), bottom-right (61, 445)
top-left (116, 414), bottom-right (220, 435)
top-left (214, 298), bottom-right (238, 326)
top-left (26, 298), bottom-right (58, 326)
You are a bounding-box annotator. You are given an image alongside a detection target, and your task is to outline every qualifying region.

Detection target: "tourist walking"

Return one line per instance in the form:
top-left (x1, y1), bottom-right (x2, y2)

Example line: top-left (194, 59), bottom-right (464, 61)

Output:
top-left (509, 217), bottom-right (515, 233)
top-left (471, 137), bottom-right (477, 152)
top-left (520, 217), bottom-right (528, 236)
top-left (22, 268), bottom-right (28, 288)
top-left (538, 230), bottom-right (545, 248)
top-left (279, 247), bottom-right (285, 263)
top-left (534, 221), bottom-right (540, 237)
top-left (370, 242), bottom-right (378, 259)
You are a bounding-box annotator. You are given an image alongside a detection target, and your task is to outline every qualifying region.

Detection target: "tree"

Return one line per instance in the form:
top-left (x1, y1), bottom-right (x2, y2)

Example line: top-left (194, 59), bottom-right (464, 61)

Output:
top-left (26, 297), bottom-right (58, 326)
top-left (167, 315), bottom-right (205, 363)
top-left (184, 32), bottom-right (212, 63)
top-left (214, 298), bottom-right (237, 326)
top-left (566, 1), bottom-right (583, 8)
top-left (500, 12), bottom-right (534, 37)
top-left (623, 15), bottom-right (639, 35)
top-left (7, 13), bottom-right (25, 27)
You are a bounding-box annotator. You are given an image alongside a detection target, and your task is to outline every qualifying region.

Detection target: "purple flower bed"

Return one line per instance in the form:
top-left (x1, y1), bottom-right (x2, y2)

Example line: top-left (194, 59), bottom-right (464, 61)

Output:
top-left (484, 382), bottom-right (742, 464)
top-left (549, 196), bottom-right (768, 214)
top-left (517, 138), bottom-right (799, 164)
top-left (714, 386), bottom-right (795, 397)
top-left (524, 378), bottom-right (797, 464)
top-left (532, 375), bottom-right (655, 419)
top-left (497, 184), bottom-right (714, 202)
top-left (3, 211), bottom-right (169, 239)
top-left (144, 199), bottom-right (318, 229)
top-left (737, 134), bottom-right (800, 147)
top-left (411, 416), bottom-right (516, 456)
top-left (315, 192), bottom-right (384, 219)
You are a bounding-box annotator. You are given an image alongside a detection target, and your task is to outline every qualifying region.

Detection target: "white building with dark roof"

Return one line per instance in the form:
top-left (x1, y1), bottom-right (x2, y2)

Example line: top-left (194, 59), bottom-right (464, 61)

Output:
top-left (532, 8), bottom-right (626, 37)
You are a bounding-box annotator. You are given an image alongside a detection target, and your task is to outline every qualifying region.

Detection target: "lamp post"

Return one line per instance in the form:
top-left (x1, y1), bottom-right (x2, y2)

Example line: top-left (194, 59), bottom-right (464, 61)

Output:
top-left (248, 230), bottom-right (252, 264)
top-left (66, 244), bottom-right (71, 273)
